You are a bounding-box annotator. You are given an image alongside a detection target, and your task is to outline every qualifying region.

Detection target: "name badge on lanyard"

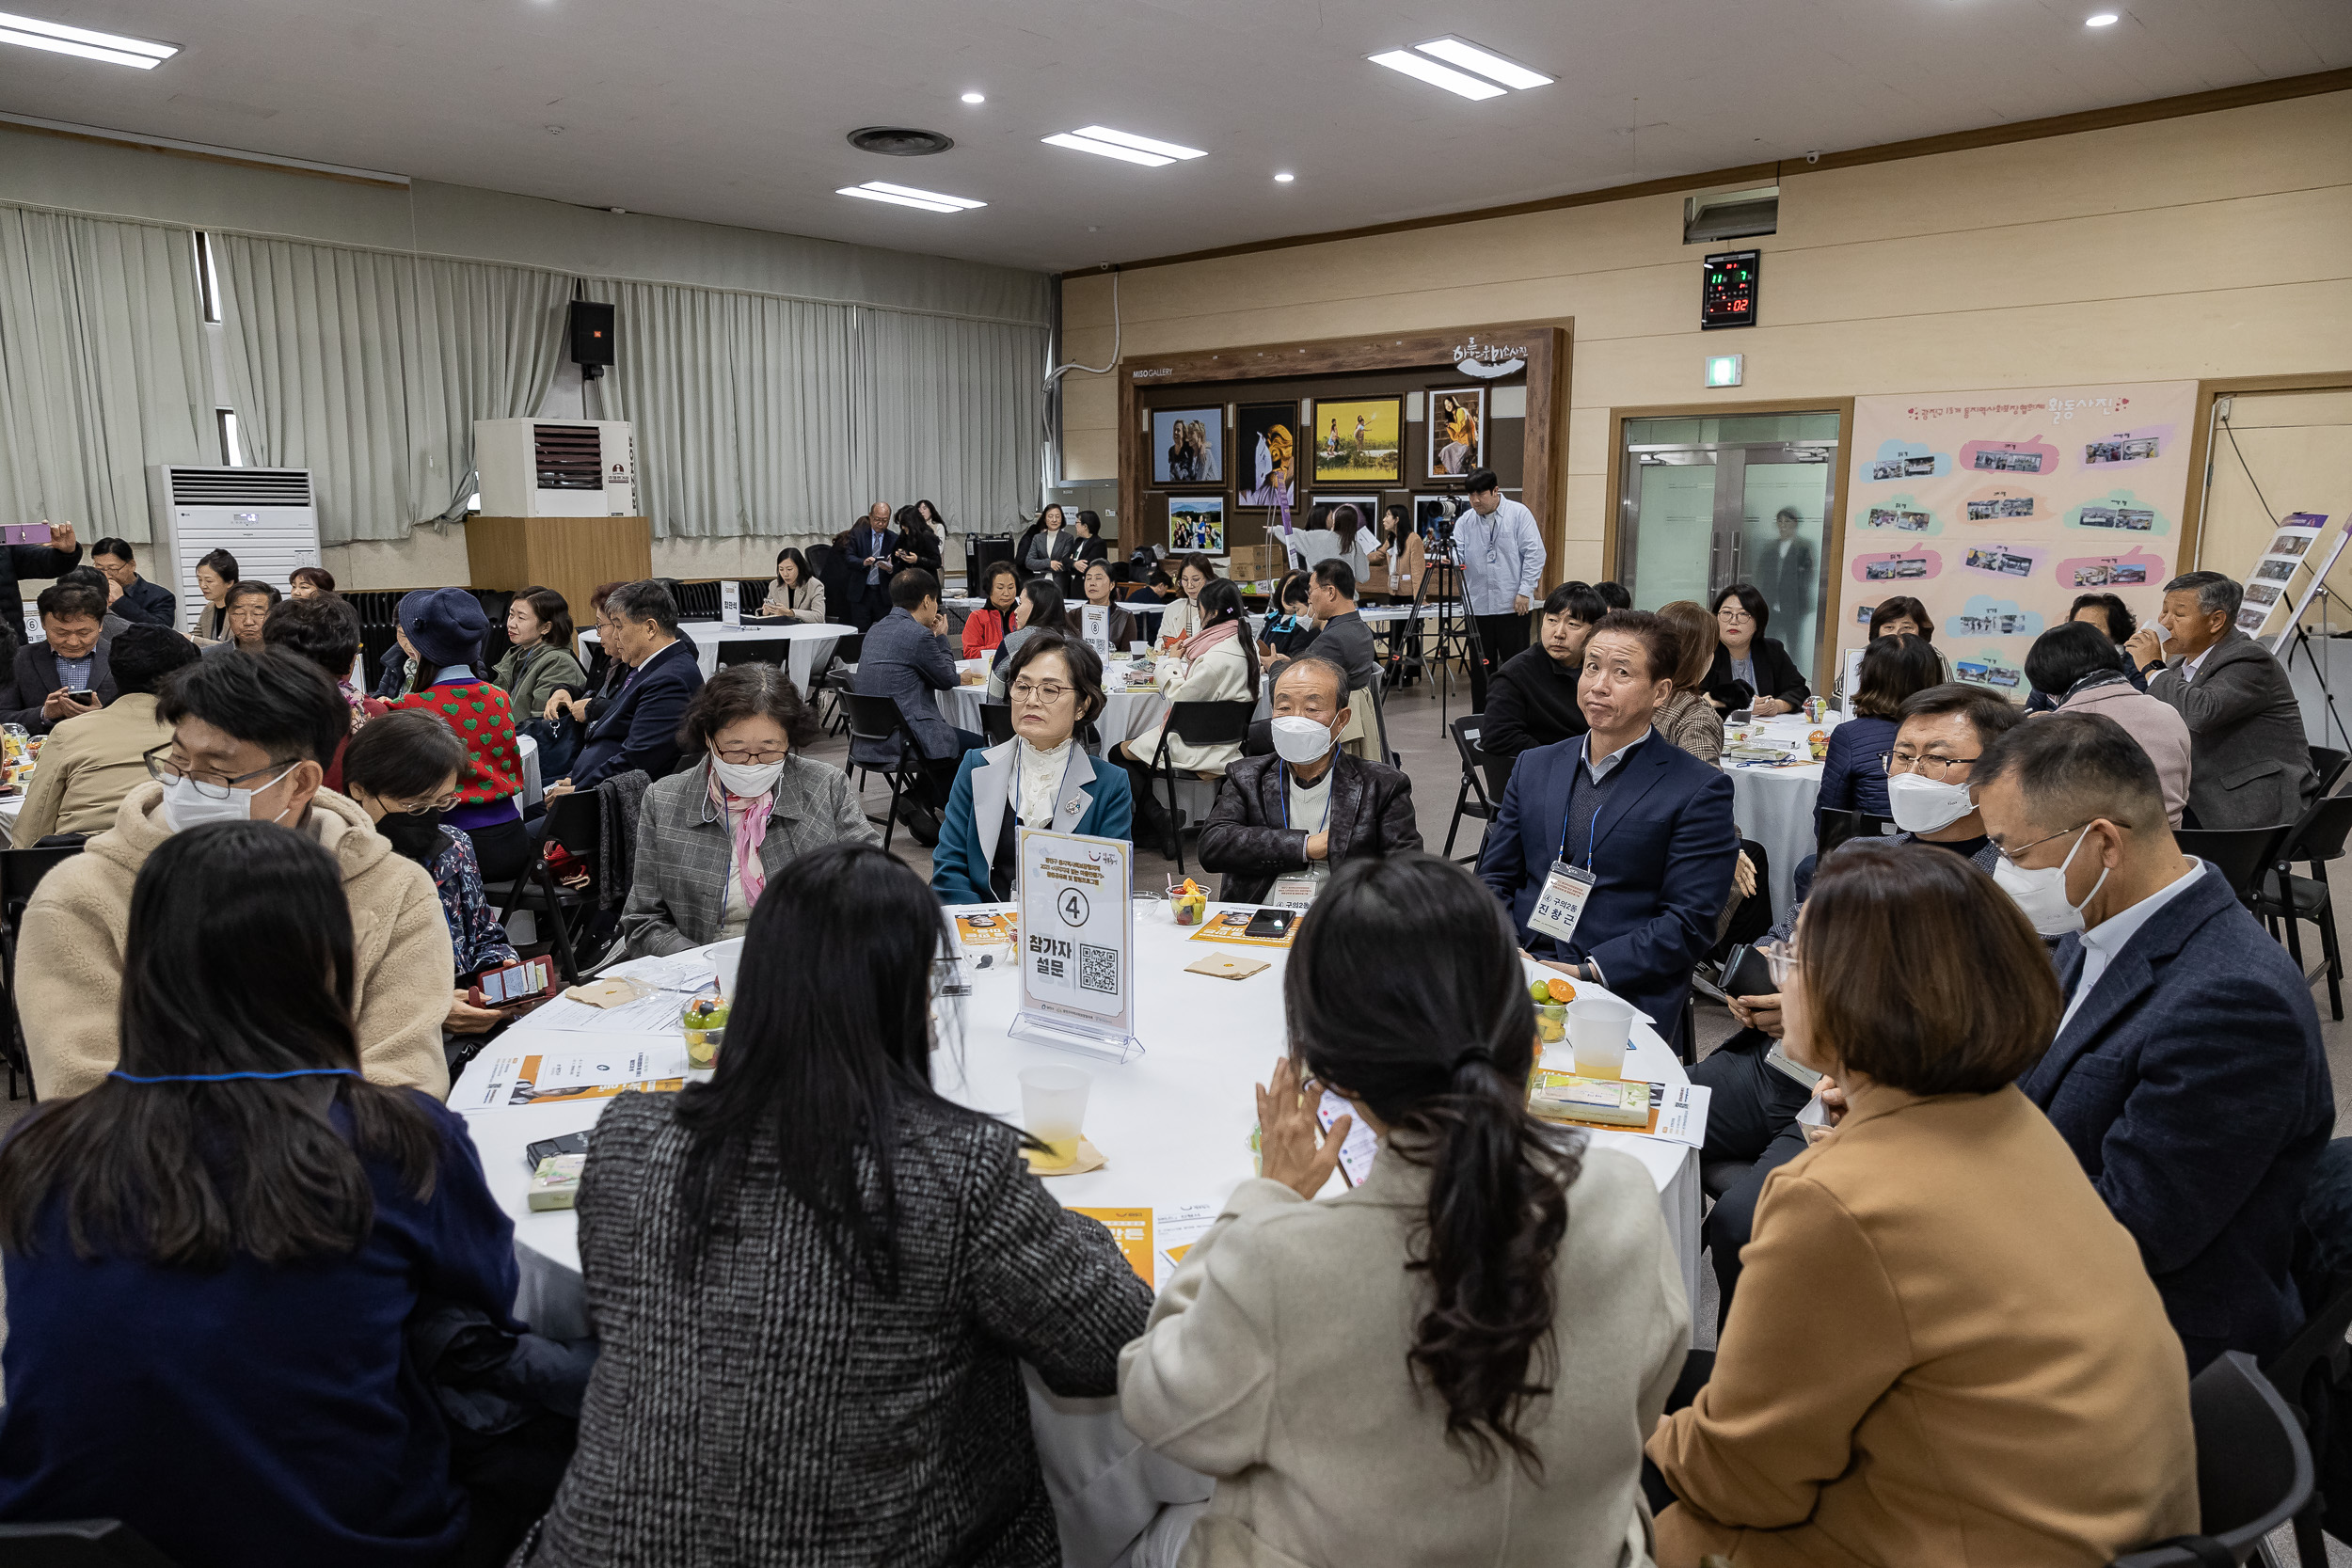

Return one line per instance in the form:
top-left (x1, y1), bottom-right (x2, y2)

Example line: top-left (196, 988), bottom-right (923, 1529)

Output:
top-left (1269, 874), bottom-right (1319, 912)
top-left (1528, 860), bottom-right (1597, 945)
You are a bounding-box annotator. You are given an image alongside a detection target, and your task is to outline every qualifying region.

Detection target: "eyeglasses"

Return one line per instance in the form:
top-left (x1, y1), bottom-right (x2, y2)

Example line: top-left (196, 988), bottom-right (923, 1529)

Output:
top-left (1879, 752), bottom-right (1979, 780)
top-left (714, 746), bottom-right (788, 765)
top-left (1992, 821), bottom-right (2091, 866)
top-left (1757, 940), bottom-right (1803, 986)
top-left (1717, 608), bottom-right (1754, 624)
top-left (1009, 680), bottom-right (1073, 704)
top-left (143, 744), bottom-right (300, 798)
top-left (382, 791), bottom-right (461, 816)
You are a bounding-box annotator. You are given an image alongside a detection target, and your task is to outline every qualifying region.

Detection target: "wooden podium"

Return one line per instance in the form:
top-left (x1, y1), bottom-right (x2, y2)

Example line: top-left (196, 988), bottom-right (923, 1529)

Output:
top-left (465, 516), bottom-right (652, 628)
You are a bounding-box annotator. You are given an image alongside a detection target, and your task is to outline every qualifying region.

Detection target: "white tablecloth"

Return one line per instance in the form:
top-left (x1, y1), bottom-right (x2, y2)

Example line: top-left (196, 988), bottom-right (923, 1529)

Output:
top-left (933, 660), bottom-right (1178, 750)
top-left (580, 621), bottom-right (845, 694)
top-left (1721, 711), bottom-right (1843, 917)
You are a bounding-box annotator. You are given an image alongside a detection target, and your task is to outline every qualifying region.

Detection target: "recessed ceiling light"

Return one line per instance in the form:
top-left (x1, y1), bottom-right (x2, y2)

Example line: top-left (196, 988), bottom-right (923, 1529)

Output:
top-left (1274, 171), bottom-right (1295, 182)
top-left (1043, 133), bottom-right (1168, 166)
top-left (1367, 49), bottom-right (1505, 101)
top-left (836, 181), bottom-right (985, 214)
top-left (1411, 37), bottom-right (1552, 90)
top-left (0, 8), bottom-right (176, 68)
top-left (2086, 11), bottom-right (2119, 22)
top-left (961, 91), bottom-right (985, 104)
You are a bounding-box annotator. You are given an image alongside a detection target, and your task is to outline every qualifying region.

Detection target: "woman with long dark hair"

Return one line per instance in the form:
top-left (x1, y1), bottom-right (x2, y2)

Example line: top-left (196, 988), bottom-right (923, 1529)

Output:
top-left (1122, 852), bottom-right (1687, 1564)
top-left (520, 843), bottom-right (1151, 1565)
top-left (985, 578), bottom-right (1073, 700)
top-left (0, 821), bottom-right (518, 1565)
top-left (961, 559), bottom-right (1023, 658)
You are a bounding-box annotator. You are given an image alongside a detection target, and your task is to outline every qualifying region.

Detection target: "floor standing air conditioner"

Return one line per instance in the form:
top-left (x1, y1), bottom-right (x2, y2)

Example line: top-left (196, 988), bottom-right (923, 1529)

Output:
top-left (473, 420), bottom-right (638, 517)
top-left (146, 466), bottom-right (324, 633)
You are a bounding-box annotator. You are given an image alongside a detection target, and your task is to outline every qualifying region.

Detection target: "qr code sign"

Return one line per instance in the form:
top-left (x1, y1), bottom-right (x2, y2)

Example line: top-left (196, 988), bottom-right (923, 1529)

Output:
top-left (1078, 943), bottom-right (1119, 996)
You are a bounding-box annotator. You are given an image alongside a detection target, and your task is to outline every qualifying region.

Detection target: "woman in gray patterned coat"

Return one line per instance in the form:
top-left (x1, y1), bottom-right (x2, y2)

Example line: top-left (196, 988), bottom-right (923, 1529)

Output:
top-left (619, 663), bottom-right (877, 957)
top-left (518, 843), bottom-right (1155, 1566)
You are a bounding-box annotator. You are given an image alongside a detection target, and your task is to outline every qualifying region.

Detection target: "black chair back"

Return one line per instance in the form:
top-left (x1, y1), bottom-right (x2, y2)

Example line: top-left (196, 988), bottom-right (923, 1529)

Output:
top-left (2177, 825), bottom-right (2294, 906)
top-left (2312, 746), bottom-right (2350, 799)
top-left (0, 845), bottom-right (81, 919)
top-left (1166, 700), bottom-right (1256, 748)
top-left (842, 693), bottom-right (914, 756)
top-left (2280, 792), bottom-right (2352, 870)
top-left (979, 703), bottom-right (1014, 747)
top-left (0, 1518), bottom-right (182, 1565)
top-left (1451, 716), bottom-right (1498, 810)
top-left (1817, 807), bottom-right (1897, 859)
top-left (2112, 1351), bottom-right (2314, 1565)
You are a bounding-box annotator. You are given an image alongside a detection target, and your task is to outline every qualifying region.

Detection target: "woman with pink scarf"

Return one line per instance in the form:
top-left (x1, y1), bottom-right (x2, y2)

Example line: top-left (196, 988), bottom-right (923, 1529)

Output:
top-left (1115, 577), bottom-right (1263, 847)
top-left (618, 665), bottom-right (879, 958)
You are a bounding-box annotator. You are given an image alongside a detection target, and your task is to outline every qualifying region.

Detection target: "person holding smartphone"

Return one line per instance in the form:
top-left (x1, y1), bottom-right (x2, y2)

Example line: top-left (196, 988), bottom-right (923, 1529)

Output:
top-left (1121, 852), bottom-right (1687, 1567)
top-left (1, 580), bottom-right (115, 733)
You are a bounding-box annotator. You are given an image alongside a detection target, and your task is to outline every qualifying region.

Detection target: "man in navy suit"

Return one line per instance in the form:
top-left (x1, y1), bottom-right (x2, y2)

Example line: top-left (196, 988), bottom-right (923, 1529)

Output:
top-left (850, 567), bottom-right (981, 846)
top-left (844, 501), bottom-right (899, 632)
top-left (548, 578), bottom-right (705, 795)
top-left (1976, 711), bottom-right (2332, 1370)
top-left (1478, 609), bottom-right (1740, 1045)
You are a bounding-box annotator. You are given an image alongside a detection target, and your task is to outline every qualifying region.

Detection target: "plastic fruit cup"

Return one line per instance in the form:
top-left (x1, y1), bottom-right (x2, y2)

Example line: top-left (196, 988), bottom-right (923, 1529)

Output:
top-left (681, 998), bottom-right (729, 1069)
top-left (1534, 1002), bottom-right (1567, 1045)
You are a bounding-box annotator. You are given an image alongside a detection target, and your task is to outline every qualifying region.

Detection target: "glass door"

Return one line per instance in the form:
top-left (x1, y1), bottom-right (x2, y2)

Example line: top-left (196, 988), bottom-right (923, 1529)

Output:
top-left (1616, 413), bottom-right (1839, 684)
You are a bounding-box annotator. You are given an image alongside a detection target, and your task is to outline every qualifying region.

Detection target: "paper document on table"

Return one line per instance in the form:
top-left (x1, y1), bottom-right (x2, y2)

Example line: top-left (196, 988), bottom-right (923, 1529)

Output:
top-left (527, 990), bottom-right (690, 1035)
top-left (450, 1043), bottom-right (691, 1112)
top-left (629, 954), bottom-right (719, 992)
top-left (1531, 1080), bottom-right (1710, 1148)
top-left (1153, 1202), bottom-right (1219, 1291)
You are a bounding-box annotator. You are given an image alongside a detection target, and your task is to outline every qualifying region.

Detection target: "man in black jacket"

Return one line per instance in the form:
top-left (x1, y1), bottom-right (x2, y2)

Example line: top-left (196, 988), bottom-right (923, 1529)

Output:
top-left (1480, 580), bottom-right (1602, 786)
top-left (546, 579), bottom-right (705, 795)
top-left (0, 519), bottom-right (86, 660)
top-left (1198, 654), bottom-right (1421, 904)
top-left (89, 537), bottom-right (178, 626)
top-left (1, 581), bottom-right (115, 733)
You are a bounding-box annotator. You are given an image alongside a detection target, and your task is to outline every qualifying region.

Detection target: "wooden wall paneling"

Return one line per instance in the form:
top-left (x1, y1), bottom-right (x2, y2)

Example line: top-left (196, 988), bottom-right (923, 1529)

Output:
top-left (465, 515), bottom-right (653, 636)
top-left (2180, 372), bottom-right (2352, 570)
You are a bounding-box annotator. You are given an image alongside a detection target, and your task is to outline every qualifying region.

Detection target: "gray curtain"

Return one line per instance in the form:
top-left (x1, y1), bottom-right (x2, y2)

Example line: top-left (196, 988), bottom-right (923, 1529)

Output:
top-left (217, 234), bottom-right (568, 544)
top-left (854, 308), bottom-right (1045, 538)
top-left (0, 204), bottom-right (214, 544)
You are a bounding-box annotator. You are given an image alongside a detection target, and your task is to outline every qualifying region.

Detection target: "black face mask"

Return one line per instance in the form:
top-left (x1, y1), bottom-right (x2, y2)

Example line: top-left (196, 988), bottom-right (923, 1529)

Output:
top-left (376, 810), bottom-right (445, 863)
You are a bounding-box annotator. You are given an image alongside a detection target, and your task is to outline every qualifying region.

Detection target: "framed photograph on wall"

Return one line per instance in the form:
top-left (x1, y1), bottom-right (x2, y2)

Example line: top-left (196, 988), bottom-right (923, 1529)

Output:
top-left (1234, 402), bottom-right (1298, 507)
top-left (1152, 407), bottom-right (1225, 485)
top-left (1169, 497), bottom-right (1226, 554)
top-left (1309, 397), bottom-right (1403, 485)
top-left (1424, 387), bottom-right (1486, 479)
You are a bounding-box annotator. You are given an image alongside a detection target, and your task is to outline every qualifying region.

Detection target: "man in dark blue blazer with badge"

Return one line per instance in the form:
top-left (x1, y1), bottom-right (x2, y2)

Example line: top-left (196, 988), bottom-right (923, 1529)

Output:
top-left (1478, 610), bottom-right (1739, 1047)
top-left (1975, 711), bottom-right (2331, 1370)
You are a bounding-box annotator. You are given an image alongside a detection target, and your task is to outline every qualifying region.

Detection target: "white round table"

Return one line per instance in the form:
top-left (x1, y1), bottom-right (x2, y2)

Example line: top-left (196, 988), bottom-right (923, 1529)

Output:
top-left (1721, 711), bottom-right (1845, 916)
top-left (933, 660), bottom-right (1176, 750)
top-left (579, 620), bottom-right (845, 695)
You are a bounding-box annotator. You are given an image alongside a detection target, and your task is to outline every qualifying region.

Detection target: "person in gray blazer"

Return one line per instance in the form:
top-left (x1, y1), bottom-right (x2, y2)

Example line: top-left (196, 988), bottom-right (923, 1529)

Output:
top-left (620, 664), bottom-right (876, 958)
top-left (2129, 571), bottom-right (2314, 829)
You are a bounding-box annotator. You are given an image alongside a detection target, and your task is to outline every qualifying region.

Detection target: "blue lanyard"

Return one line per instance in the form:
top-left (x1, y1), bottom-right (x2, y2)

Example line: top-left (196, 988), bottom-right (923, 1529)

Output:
top-left (1279, 761), bottom-right (1334, 832)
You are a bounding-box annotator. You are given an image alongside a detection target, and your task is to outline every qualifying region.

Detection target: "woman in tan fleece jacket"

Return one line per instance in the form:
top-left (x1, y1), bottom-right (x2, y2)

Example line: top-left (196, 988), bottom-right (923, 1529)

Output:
top-left (17, 648), bottom-right (453, 1101)
top-left (1645, 840), bottom-right (2197, 1568)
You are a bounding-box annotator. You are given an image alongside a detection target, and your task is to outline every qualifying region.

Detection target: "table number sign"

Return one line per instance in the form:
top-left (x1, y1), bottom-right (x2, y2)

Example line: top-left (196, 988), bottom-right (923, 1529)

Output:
top-left (1013, 827), bottom-right (1142, 1062)
top-left (720, 579), bottom-right (741, 627)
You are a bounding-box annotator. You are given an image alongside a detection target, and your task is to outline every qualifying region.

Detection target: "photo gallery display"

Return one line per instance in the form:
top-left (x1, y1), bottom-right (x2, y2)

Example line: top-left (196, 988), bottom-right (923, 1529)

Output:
top-left (2071, 561), bottom-right (2149, 588)
top-left (1963, 546), bottom-right (2035, 578)
top-left (1870, 453), bottom-right (1941, 481)
top-left (1964, 497), bottom-right (2036, 521)
top-left (1973, 448), bottom-right (2045, 474)
top-left (2084, 436), bottom-right (2160, 465)
top-left (1168, 498), bottom-right (1226, 554)
top-left (2077, 506), bottom-right (2155, 531)
top-left (1152, 408), bottom-right (1225, 486)
top-left (1235, 403), bottom-right (1297, 508)
top-left (1867, 507), bottom-right (1933, 532)
top-left (1156, 384), bottom-right (1510, 500)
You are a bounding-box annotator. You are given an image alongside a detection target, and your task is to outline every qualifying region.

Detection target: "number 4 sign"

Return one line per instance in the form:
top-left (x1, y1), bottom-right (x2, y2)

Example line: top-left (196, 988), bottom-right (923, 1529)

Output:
top-left (1012, 826), bottom-right (1142, 1063)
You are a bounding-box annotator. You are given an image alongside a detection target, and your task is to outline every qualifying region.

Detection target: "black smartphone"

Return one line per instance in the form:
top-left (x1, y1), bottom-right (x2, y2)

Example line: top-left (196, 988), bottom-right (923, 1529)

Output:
top-left (1721, 942), bottom-right (1775, 999)
top-left (525, 1131), bottom-right (591, 1170)
top-left (1242, 908), bottom-right (1295, 941)
top-left (63, 689), bottom-right (97, 704)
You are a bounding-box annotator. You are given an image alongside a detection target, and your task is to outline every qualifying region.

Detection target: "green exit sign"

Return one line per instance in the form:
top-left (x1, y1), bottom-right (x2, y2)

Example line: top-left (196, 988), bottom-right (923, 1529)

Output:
top-left (1706, 354), bottom-right (1744, 388)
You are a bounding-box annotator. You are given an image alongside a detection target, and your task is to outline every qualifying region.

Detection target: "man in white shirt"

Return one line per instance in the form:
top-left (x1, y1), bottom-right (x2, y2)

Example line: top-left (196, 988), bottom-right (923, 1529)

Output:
top-left (1974, 710), bottom-right (2330, 1370)
top-left (1445, 468), bottom-right (1546, 710)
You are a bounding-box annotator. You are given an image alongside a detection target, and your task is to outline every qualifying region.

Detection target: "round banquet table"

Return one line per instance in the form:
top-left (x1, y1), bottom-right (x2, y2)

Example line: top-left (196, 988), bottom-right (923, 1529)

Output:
top-left (579, 620), bottom-right (844, 695)
top-left (457, 902), bottom-right (1702, 1562)
top-left (934, 659), bottom-right (1179, 751)
top-left (1721, 710), bottom-right (1846, 918)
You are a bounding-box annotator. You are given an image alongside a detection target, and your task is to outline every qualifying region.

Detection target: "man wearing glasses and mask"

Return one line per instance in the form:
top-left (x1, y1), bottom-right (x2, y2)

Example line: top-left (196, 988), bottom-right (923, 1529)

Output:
top-left (16, 648), bottom-right (455, 1101)
top-left (1691, 683), bottom-right (2023, 1328)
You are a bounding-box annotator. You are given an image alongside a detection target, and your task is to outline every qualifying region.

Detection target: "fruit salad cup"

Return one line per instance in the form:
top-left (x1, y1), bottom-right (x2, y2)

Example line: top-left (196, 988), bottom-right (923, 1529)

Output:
top-left (1529, 974), bottom-right (1577, 1044)
top-left (680, 994), bottom-right (729, 1069)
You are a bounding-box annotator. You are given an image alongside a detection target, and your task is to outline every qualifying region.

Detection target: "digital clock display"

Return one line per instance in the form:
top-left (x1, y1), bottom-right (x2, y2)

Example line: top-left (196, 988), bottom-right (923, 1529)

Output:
top-left (1702, 249), bottom-right (1759, 330)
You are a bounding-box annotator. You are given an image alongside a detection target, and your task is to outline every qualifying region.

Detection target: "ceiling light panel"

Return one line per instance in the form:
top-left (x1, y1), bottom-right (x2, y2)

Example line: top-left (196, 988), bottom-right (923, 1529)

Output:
top-left (837, 185), bottom-right (962, 214)
top-left (0, 8), bottom-right (176, 67)
top-left (1070, 125), bottom-right (1205, 161)
top-left (856, 181), bottom-right (984, 209)
top-left (1412, 38), bottom-right (1551, 89)
top-left (1043, 133), bottom-right (1173, 167)
top-left (1366, 50), bottom-right (1505, 101)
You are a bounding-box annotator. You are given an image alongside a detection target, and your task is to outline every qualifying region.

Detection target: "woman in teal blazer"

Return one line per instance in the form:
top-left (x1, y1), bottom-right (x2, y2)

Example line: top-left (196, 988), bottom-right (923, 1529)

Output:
top-left (932, 631), bottom-right (1132, 905)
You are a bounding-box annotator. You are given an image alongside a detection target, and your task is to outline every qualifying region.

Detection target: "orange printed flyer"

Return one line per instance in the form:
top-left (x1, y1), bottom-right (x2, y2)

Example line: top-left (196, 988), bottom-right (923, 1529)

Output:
top-left (1074, 1208), bottom-right (1153, 1282)
top-left (1186, 911), bottom-right (1296, 949)
top-left (449, 1043), bottom-right (691, 1113)
top-left (955, 911), bottom-right (1019, 947)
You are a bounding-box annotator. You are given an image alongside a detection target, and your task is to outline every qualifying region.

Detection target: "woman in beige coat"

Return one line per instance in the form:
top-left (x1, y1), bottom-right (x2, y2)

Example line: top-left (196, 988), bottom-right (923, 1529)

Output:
top-left (1116, 578), bottom-right (1260, 842)
top-left (1646, 840), bottom-right (2198, 1568)
top-left (1122, 853), bottom-right (1690, 1568)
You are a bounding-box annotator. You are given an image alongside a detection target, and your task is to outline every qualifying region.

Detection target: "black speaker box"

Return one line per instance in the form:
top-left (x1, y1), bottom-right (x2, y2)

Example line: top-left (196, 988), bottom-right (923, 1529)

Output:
top-left (568, 301), bottom-right (615, 367)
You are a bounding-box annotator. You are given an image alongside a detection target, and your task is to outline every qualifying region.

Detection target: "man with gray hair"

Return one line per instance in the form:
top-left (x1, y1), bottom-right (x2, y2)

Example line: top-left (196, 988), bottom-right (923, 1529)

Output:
top-left (2126, 569), bottom-right (2312, 828)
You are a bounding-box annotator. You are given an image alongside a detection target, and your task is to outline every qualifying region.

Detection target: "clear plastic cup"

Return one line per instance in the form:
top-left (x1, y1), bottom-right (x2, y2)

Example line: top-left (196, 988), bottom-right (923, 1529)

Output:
top-left (1019, 1065), bottom-right (1092, 1168)
top-left (711, 937), bottom-right (746, 1001)
top-left (1568, 996), bottom-right (1637, 1081)
top-left (1130, 641), bottom-right (1150, 655)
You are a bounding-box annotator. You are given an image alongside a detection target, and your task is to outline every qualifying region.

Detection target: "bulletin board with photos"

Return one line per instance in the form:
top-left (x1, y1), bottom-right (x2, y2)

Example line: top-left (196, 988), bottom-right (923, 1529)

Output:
top-left (1834, 379), bottom-right (2200, 699)
top-left (1114, 323), bottom-right (1566, 575)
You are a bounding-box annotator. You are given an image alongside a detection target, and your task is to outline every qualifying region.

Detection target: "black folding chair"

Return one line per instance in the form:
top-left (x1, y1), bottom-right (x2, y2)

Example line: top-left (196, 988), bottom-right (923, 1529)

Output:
top-left (1446, 715), bottom-right (1502, 863)
top-left (488, 793), bottom-right (602, 985)
top-left (979, 702), bottom-right (1015, 747)
top-left (2311, 746), bottom-right (2350, 800)
top-left (0, 1518), bottom-right (182, 1565)
top-left (1145, 700), bottom-right (1257, 871)
top-left (2178, 825), bottom-right (2295, 911)
top-left (2257, 794), bottom-right (2352, 1019)
top-left (1242, 719), bottom-right (1277, 758)
top-left (2259, 1273), bottom-right (2352, 1568)
top-left (1, 844), bottom-right (83, 1101)
top-left (2112, 1352), bottom-right (2313, 1566)
top-left (1816, 807), bottom-right (1897, 859)
top-left (841, 693), bottom-right (925, 852)
top-left (818, 631), bottom-right (863, 735)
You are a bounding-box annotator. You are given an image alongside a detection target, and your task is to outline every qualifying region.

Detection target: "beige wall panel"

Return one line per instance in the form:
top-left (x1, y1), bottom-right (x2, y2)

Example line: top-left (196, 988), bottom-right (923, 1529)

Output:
top-left (2196, 390), bottom-right (2352, 623)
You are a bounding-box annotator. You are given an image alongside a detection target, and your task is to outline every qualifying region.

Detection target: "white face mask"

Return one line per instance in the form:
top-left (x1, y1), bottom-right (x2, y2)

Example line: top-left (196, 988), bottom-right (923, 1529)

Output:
top-left (1993, 825), bottom-right (2110, 937)
top-left (1884, 770), bottom-right (1975, 834)
top-left (158, 766), bottom-right (294, 832)
top-left (711, 757), bottom-right (785, 798)
top-left (1269, 715), bottom-right (1336, 766)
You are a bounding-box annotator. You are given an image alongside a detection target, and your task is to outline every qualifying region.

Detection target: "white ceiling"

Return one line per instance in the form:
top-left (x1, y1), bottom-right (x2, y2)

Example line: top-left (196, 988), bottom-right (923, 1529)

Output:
top-left (1, 0), bottom-right (2345, 275)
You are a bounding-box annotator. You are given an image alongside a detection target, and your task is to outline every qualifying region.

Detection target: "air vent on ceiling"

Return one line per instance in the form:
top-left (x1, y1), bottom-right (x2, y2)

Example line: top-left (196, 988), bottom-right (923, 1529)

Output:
top-left (1684, 184), bottom-right (1779, 245)
top-left (167, 467), bottom-right (312, 507)
top-left (847, 125), bottom-right (955, 157)
top-left (533, 424), bottom-right (604, 490)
